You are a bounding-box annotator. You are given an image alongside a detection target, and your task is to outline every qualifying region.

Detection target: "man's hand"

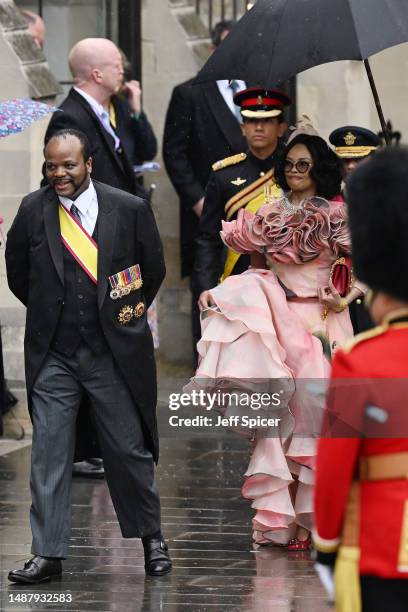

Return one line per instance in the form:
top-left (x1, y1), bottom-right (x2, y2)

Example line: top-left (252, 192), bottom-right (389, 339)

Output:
top-left (192, 197), bottom-right (204, 218)
top-left (198, 290), bottom-right (214, 311)
top-left (123, 80), bottom-right (142, 116)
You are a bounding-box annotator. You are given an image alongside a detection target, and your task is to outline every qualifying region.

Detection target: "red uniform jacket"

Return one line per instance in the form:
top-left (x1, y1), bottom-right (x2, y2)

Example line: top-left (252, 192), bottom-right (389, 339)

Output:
top-left (314, 316), bottom-right (408, 579)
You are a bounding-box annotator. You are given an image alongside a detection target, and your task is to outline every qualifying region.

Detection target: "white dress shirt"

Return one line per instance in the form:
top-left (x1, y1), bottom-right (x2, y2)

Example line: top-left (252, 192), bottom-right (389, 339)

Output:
top-left (74, 86), bottom-right (121, 150)
top-left (59, 179), bottom-right (98, 237)
top-left (216, 80), bottom-right (246, 119)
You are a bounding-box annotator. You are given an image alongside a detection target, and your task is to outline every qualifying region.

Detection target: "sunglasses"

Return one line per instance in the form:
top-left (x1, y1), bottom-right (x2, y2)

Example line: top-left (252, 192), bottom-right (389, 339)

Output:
top-left (284, 159), bottom-right (313, 173)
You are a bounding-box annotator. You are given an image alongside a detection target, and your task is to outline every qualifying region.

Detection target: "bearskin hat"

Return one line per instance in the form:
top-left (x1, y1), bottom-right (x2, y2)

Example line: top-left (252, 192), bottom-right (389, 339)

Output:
top-left (346, 146), bottom-right (408, 302)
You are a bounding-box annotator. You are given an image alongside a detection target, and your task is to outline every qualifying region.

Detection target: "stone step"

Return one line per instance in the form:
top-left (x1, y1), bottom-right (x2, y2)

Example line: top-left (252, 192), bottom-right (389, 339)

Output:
top-left (172, 7), bottom-right (209, 40)
top-left (190, 38), bottom-right (213, 64)
top-left (169, 0), bottom-right (193, 7)
top-left (193, 1), bottom-right (248, 28)
top-left (3, 386), bottom-right (31, 439)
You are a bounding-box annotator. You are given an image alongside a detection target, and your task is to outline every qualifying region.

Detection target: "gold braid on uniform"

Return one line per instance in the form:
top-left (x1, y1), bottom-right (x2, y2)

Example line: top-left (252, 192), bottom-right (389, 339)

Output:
top-left (212, 152), bottom-right (247, 172)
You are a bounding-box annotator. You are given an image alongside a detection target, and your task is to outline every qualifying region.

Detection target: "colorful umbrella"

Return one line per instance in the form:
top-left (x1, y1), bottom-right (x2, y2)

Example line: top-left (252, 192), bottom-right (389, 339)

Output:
top-left (0, 98), bottom-right (57, 138)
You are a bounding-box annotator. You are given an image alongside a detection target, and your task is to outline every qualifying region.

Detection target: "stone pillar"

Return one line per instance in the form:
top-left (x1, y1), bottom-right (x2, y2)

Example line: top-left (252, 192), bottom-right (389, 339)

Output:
top-left (142, 0), bottom-right (200, 365)
top-left (0, 0), bottom-right (60, 388)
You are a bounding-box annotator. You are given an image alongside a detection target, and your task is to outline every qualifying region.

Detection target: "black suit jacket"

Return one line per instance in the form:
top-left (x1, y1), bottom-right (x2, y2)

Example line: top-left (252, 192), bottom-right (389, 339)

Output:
top-left (113, 96), bottom-right (157, 166)
top-left (5, 181), bottom-right (165, 461)
top-left (44, 88), bottom-right (143, 197)
top-left (163, 79), bottom-right (247, 277)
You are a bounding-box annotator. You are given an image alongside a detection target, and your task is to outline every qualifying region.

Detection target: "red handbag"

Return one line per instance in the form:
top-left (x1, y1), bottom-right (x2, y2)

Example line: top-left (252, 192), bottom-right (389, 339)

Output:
top-left (330, 256), bottom-right (353, 297)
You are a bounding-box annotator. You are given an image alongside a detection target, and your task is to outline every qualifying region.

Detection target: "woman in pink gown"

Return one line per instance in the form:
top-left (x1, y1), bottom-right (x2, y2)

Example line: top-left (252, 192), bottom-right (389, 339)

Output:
top-left (188, 132), bottom-right (364, 550)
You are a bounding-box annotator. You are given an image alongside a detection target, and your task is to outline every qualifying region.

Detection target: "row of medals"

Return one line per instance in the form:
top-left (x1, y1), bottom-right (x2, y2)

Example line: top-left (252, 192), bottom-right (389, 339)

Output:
top-left (110, 278), bottom-right (145, 326)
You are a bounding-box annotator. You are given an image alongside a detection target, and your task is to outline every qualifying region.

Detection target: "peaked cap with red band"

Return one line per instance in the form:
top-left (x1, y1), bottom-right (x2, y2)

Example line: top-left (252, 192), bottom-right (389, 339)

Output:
top-left (233, 87), bottom-right (291, 119)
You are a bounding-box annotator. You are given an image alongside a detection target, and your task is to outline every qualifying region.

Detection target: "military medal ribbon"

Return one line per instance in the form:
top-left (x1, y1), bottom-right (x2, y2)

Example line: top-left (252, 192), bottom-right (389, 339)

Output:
top-left (108, 265), bottom-right (143, 299)
top-left (59, 204), bottom-right (98, 284)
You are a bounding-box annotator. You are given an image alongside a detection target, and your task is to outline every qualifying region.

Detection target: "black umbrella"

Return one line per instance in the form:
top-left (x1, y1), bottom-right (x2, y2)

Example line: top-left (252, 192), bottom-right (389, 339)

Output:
top-left (196, 0), bottom-right (408, 144)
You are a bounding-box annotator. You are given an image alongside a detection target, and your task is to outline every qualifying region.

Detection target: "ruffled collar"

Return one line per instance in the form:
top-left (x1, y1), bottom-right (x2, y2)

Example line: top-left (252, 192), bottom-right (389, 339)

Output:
top-left (274, 195), bottom-right (331, 216)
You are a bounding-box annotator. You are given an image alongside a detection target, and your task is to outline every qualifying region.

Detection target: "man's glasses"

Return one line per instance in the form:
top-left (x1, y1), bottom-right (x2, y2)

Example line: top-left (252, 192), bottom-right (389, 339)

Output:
top-left (283, 159), bottom-right (312, 173)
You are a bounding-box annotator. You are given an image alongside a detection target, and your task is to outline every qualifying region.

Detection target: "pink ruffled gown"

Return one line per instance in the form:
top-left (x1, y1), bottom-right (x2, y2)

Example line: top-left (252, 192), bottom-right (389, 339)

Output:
top-left (187, 197), bottom-right (354, 545)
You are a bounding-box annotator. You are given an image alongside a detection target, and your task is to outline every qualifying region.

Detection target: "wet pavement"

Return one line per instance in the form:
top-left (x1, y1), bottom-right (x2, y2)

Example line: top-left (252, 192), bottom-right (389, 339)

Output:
top-left (0, 383), bottom-right (329, 612)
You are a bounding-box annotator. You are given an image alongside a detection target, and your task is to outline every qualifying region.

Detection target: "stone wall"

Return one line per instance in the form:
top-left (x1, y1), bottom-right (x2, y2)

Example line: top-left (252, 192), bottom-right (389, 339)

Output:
top-left (0, 0), bottom-right (59, 388)
top-left (297, 49), bottom-right (408, 142)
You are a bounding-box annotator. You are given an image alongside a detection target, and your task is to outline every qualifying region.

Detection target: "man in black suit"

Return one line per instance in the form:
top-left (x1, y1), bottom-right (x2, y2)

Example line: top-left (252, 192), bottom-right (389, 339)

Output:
top-left (329, 125), bottom-right (381, 334)
top-left (6, 130), bottom-right (171, 583)
top-left (163, 21), bottom-right (246, 357)
top-left (44, 38), bottom-right (144, 198)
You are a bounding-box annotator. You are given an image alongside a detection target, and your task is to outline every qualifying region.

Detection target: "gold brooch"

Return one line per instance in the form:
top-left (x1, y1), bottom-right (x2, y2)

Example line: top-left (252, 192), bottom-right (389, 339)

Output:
top-left (344, 131), bottom-right (356, 146)
top-left (134, 302), bottom-right (145, 318)
top-left (118, 305), bottom-right (134, 325)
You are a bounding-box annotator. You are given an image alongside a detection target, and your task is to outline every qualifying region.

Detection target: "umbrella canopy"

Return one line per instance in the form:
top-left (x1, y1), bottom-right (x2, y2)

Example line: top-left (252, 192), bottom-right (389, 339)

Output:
top-left (0, 98), bottom-right (56, 138)
top-left (196, 0), bottom-right (408, 86)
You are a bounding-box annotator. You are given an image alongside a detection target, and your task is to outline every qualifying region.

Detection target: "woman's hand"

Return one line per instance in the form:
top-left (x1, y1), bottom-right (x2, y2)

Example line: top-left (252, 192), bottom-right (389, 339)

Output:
top-left (318, 279), bottom-right (347, 313)
top-left (198, 290), bottom-right (215, 311)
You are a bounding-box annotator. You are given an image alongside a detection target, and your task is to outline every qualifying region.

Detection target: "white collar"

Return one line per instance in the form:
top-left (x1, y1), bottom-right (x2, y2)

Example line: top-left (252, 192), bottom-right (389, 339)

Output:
top-left (217, 79), bottom-right (246, 91)
top-left (74, 87), bottom-right (107, 118)
top-left (59, 179), bottom-right (96, 216)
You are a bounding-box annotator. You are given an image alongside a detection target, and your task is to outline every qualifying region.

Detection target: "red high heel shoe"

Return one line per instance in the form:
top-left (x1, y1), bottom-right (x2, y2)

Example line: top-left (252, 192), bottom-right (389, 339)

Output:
top-left (287, 534), bottom-right (312, 551)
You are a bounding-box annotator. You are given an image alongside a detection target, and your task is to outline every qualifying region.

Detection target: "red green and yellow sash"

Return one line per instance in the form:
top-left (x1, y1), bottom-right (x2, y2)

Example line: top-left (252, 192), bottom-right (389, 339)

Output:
top-left (220, 171), bottom-right (282, 282)
top-left (59, 204), bottom-right (98, 284)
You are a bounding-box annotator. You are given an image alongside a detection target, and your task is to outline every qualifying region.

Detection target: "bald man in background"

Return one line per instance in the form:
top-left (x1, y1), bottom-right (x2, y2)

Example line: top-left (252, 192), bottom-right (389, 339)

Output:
top-left (44, 38), bottom-right (142, 198)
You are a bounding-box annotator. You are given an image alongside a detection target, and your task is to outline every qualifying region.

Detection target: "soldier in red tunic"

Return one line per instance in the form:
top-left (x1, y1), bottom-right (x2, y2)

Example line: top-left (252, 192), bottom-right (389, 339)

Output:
top-left (313, 146), bottom-right (408, 612)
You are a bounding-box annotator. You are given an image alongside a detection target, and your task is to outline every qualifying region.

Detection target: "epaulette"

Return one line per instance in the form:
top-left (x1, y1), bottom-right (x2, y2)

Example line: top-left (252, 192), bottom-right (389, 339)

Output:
top-left (341, 324), bottom-right (388, 354)
top-left (212, 152), bottom-right (247, 172)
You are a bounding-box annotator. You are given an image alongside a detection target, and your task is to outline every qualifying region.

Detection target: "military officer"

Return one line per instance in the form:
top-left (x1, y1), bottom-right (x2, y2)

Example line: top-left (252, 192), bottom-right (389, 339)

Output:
top-left (313, 147), bottom-right (408, 612)
top-left (329, 126), bottom-right (381, 335)
top-left (329, 125), bottom-right (381, 176)
top-left (193, 87), bottom-right (291, 311)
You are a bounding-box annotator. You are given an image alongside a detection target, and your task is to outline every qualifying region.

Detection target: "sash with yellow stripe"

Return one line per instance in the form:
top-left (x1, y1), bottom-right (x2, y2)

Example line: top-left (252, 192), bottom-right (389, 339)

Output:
top-left (59, 204), bottom-right (98, 284)
top-left (220, 171), bottom-right (282, 282)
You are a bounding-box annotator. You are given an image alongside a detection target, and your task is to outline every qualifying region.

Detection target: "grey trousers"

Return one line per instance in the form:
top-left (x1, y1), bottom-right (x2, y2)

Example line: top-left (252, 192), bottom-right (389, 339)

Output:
top-left (30, 343), bottom-right (161, 558)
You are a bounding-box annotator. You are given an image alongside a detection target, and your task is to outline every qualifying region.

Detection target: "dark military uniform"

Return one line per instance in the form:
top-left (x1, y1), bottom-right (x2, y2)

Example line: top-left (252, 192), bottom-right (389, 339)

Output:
top-left (329, 126), bottom-right (382, 336)
top-left (193, 147), bottom-right (284, 295)
top-left (190, 86), bottom-right (291, 354)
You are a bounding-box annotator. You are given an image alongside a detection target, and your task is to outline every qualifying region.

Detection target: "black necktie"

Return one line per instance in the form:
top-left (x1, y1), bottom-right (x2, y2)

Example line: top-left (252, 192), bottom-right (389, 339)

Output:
top-left (70, 203), bottom-right (81, 225)
top-left (229, 80), bottom-right (242, 123)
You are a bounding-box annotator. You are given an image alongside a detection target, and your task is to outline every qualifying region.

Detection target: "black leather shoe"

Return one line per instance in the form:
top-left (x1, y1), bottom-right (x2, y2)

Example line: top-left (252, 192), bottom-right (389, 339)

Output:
top-left (72, 458), bottom-right (105, 479)
top-left (8, 556), bottom-right (62, 584)
top-left (143, 538), bottom-right (172, 576)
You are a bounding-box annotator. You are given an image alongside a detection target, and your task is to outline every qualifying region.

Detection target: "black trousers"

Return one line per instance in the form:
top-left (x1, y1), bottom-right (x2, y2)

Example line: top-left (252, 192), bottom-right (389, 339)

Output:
top-left (361, 576), bottom-right (408, 611)
top-left (30, 343), bottom-right (161, 557)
